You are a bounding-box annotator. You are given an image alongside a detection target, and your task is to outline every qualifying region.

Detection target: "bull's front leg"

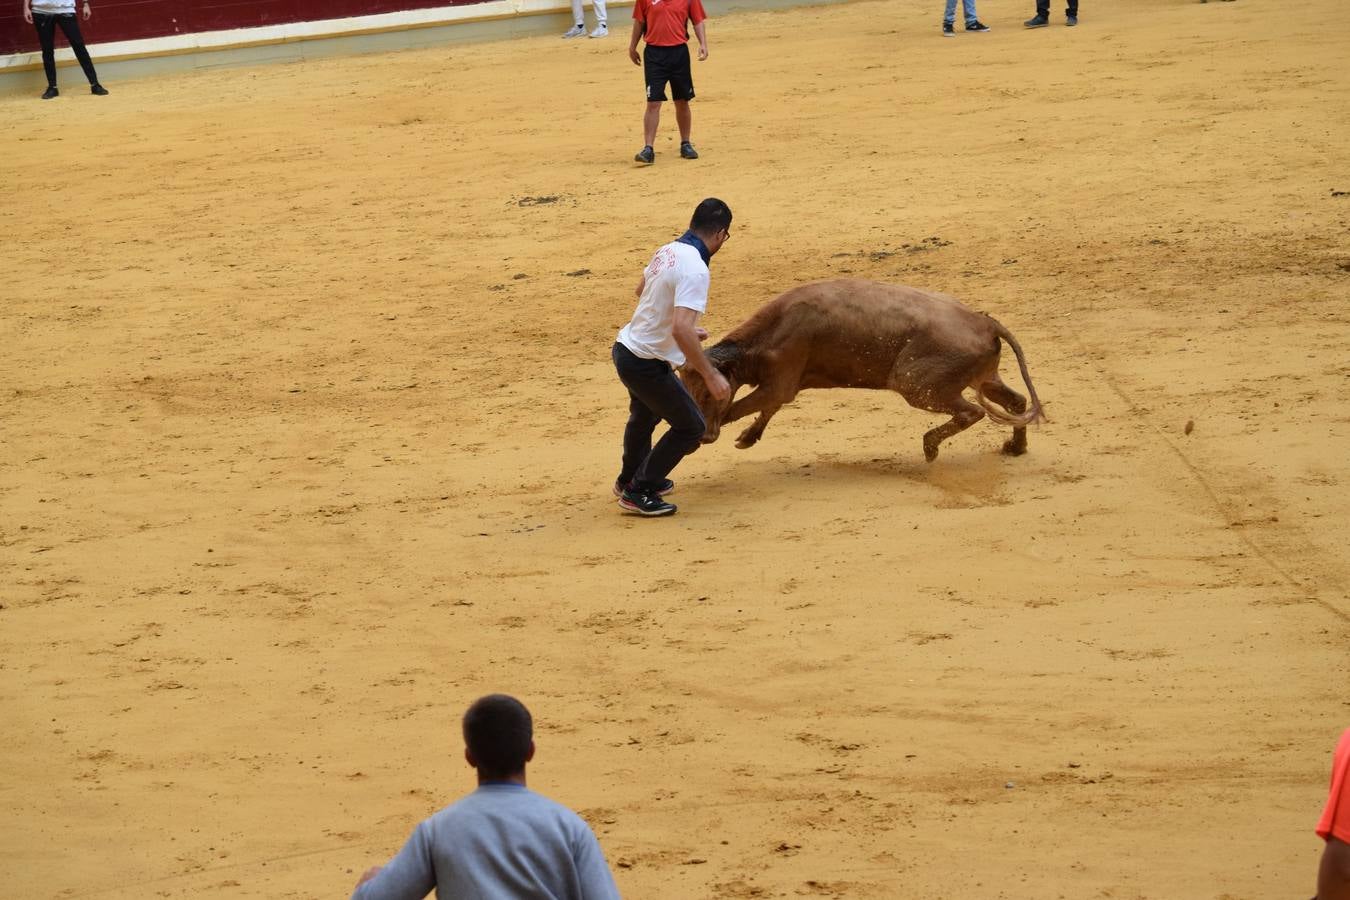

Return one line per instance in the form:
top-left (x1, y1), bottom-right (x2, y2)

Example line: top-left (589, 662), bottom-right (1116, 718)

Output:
top-left (722, 386), bottom-right (786, 449)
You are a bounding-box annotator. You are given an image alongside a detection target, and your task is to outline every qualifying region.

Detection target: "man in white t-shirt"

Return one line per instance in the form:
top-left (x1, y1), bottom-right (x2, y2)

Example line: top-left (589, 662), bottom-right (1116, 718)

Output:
top-left (611, 198), bottom-right (732, 517)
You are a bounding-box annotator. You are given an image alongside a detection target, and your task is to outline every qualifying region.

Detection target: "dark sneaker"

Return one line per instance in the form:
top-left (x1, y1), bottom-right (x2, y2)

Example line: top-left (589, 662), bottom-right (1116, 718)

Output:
top-left (1024, 14), bottom-right (1049, 26)
top-left (634, 145), bottom-right (654, 164)
top-left (966, 20), bottom-right (990, 31)
top-left (91, 83), bottom-right (109, 95)
top-left (41, 86), bottom-right (58, 100)
top-left (618, 487), bottom-right (677, 517)
top-left (942, 22), bottom-right (955, 36)
top-left (1065, 15), bottom-right (1077, 25)
top-left (679, 141), bottom-right (699, 159)
top-left (613, 478), bottom-right (674, 498)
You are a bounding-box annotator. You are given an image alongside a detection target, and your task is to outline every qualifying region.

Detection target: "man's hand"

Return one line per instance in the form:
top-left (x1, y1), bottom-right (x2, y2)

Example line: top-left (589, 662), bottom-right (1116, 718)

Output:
top-left (629, 46), bottom-right (641, 65)
top-left (695, 327), bottom-right (708, 341)
top-left (697, 43), bottom-right (708, 61)
top-left (355, 866), bottom-right (383, 888)
top-left (82, 1), bottom-right (90, 19)
top-left (705, 368), bottom-right (730, 402)
top-left (23, 5), bottom-right (33, 23)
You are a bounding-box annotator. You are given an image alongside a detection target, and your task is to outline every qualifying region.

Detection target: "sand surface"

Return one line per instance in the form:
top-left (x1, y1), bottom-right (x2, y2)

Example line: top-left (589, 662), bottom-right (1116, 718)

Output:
top-left (3, 0), bottom-right (1348, 896)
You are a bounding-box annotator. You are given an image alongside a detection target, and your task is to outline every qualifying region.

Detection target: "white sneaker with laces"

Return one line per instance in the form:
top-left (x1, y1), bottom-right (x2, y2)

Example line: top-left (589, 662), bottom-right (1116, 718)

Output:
top-left (562, 24), bottom-right (586, 38)
top-left (589, 23), bottom-right (608, 37)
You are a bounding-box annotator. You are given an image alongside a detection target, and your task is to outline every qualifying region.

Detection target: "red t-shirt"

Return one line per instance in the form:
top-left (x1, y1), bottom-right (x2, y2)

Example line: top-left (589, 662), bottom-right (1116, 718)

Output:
top-left (1317, 728), bottom-right (1350, 843)
top-left (633, 0), bottom-right (707, 47)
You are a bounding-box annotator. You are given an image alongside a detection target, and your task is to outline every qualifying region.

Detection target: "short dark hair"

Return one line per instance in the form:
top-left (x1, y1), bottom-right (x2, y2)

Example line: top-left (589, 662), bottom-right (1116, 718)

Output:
top-left (462, 694), bottom-right (533, 778)
top-left (690, 198), bottom-right (732, 234)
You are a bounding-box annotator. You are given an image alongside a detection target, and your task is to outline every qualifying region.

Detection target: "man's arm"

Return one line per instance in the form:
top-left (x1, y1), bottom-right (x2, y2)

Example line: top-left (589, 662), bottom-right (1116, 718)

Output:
top-left (22, 0), bottom-right (32, 24)
top-left (692, 21), bottom-right (707, 60)
top-left (628, 19), bottom-right (644, 65)
top-left (571, 825), bottom-right (622, 900)
top-left (351, 823), bottom-right (436, 900)
top-left (1320, 837), bottom-right (1350, 900)
top-left (672, 307), bottom-right (728, 400)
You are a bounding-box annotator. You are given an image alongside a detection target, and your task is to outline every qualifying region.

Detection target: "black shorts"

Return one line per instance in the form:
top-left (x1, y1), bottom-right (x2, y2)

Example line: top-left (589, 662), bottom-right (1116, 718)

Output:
top-left (644, 43), bottom-right (694, 103)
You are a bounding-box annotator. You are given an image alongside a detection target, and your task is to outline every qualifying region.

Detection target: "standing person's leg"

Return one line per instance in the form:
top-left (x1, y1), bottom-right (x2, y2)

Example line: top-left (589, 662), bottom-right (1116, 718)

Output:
top-left (54, 14), bottom-right (101, 87)
top-left (1065, 0), bottom-right (1078, 20)
top-left (592, 0), bottom-right (607, 28)
top-left (34, 14), bottom-right (59, 90)
top-left (563, 0), bottom-right (585, 36)
top-left (670, 45), bottom-right (697, 156)
top-left (643, 102), bottom-right (662, 146)
top-left (942, 0), bottom-right (958, 24)
top-left (962, 0), bottom-right (979, 26)
top-left (636, 45), bottom-right (668, 161)
top-left (673, 101), bottom-right (692, 143)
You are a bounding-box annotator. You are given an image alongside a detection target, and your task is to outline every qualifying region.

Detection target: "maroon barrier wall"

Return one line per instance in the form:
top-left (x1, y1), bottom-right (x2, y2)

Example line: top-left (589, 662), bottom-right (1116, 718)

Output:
top-left (1, 0), bottom-right (488, 56)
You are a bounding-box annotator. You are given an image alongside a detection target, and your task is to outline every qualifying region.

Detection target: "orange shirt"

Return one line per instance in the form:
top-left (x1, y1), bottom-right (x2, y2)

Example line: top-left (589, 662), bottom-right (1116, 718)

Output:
top-left (1317, 728), bottom-right (1350, 843)
top-left (632, 0), bottom-right (707, 47)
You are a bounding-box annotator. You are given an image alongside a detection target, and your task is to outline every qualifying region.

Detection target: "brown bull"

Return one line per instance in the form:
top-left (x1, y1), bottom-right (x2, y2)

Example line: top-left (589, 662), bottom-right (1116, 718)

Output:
top-left (680, 279), bottom-right (1045, 460)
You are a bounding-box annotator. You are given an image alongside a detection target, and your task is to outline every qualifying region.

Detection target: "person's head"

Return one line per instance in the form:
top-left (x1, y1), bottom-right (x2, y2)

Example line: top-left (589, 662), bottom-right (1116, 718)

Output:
top-left (689, 198), bottom-right (733, 256)
top-left (462, 694), bottom-right (535, 782)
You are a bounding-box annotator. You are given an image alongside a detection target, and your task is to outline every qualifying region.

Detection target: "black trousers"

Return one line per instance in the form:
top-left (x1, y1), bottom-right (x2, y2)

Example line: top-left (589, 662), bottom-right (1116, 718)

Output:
top-left (1035, 0), bottom-right (1078, 15)
top-left (34, 13), bottom-right (99, 87)
top-left (613, 342), bottom-right (706, 491)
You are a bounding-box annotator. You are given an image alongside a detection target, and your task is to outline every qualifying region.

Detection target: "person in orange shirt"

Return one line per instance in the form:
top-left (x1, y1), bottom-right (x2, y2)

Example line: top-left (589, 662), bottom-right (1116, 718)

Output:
top-left (628, 0), bottom-right (708, 164)
top-left (1316, 728), bottom-right (1350, 900)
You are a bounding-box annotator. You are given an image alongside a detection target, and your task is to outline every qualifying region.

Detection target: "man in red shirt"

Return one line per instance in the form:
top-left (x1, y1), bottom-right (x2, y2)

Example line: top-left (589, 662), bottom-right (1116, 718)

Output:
top-left (628, 0), bottom-right (709, 164)
top-left (1316, 728), bottom-right (1350, 900)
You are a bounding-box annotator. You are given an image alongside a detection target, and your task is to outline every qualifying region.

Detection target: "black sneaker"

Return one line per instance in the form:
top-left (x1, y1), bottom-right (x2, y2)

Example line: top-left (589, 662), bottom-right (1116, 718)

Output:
top-left (618, 487), bottom-right (677, 517)
top-left (613, 478), bottom-right (674, 498)
top-left (942, 22), bottom-right (955, 36)
top-left (634, 145), bottom-right (654, 164)
top-left (91, 83), bottom-right (109, 95)
top-left (1065, 14), bottom-right (1077, 25)
top-left (1024, 14), bottom-right (1049, 26)
top-left (679, 141), bottom-right (698, 160)
top-left (41, 86), bottom-right (58, 100)
top-left (966, 20), bottom-right (990, 31)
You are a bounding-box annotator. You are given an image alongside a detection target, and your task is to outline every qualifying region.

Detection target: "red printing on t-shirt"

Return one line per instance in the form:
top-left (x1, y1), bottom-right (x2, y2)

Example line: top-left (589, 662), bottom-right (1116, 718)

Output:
top-left (633, 0), bottom-right (707, 47)
top-left (1317, 729), bottom-right (1350, 844)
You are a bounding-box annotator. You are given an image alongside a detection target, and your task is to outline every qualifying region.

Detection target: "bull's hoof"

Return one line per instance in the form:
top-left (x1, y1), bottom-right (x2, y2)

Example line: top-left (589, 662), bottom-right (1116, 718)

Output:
top-left (1001, 439), bottom-right (1027, 457)
top-left (735, 430), bottom-right (760, 450)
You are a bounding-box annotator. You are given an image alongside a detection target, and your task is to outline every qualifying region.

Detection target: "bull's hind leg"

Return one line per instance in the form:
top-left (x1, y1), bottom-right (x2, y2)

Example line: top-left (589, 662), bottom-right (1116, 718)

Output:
top-left (981, 376), bottom-right (1029, 456)
top-left (904, 390), bottom-right (986, 462)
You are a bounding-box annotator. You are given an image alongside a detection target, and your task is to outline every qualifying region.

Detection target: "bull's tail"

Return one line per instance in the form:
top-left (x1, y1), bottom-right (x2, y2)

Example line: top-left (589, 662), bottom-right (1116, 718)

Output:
top-left (977, 322), bottom-right (1047, 427)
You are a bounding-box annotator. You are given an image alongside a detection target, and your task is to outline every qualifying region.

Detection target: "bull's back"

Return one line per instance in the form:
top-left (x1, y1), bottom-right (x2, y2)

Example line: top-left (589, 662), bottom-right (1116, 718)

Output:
top-left (735, 280), bottom-right (996, 388)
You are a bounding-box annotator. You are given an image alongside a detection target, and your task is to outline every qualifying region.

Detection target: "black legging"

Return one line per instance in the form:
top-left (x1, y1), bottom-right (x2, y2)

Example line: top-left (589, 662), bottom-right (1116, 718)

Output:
top-left (33, 13), bottom-right (99, 87)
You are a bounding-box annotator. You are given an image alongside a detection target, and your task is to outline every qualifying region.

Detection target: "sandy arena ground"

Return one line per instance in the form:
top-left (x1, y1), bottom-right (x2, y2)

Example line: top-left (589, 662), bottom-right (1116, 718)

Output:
top-left (2, 0), bottom-right (1348, 896)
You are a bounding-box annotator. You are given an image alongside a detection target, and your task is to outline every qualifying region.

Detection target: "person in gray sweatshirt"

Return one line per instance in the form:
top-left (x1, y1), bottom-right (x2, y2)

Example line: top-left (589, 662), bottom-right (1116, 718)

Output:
top-left (351, 694), bottom-right (621, 900)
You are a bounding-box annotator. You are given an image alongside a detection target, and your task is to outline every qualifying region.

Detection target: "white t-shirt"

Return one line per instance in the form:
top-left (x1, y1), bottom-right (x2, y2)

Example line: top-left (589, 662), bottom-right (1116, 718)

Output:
top-left (31, 0), bottom-right (77, 14)
top-left (616, 240), bottom-right (710, 367)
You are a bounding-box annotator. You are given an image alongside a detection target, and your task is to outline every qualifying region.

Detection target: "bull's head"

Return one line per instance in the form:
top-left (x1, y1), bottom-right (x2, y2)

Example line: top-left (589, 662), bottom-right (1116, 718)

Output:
top-left (679, 342), bottom-right (741, 444)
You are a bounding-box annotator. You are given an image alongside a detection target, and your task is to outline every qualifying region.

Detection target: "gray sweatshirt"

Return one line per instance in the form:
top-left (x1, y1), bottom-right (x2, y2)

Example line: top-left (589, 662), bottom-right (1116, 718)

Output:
top-left (351, 784), bottom-right (621, 900)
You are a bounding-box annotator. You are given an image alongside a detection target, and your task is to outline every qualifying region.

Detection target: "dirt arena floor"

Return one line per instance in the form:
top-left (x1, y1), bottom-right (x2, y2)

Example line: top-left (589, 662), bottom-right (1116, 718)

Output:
top-left (3, 0), bottom-right (1348, 896)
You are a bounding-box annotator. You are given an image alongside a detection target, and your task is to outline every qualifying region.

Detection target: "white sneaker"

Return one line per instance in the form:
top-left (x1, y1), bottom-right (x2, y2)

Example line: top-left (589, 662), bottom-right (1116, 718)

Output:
top-left (589, 23), bottom-right (608, 37)
top-left (562, 24), bottom-right (585, 38)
